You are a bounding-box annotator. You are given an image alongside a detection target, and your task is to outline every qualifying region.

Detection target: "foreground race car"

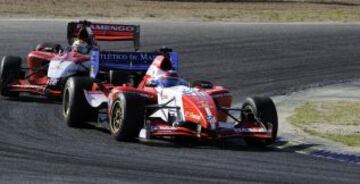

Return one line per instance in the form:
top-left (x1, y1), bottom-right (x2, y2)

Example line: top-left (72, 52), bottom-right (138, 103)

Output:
top-left (63, 49), bottom-right (278, 146)
top-left (0, 20), bottom-right (140, 98)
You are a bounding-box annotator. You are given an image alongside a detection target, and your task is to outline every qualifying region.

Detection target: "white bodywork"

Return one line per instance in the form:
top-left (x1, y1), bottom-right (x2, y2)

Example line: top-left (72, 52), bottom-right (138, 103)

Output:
top-left (150, 85), bottom-right (215, 126)
top-left (47, 59), bottom-right (90, 79)
top-left (84, 90), bottom-right (108, 107)
top-left (150, 85), bottom-right (188, 124)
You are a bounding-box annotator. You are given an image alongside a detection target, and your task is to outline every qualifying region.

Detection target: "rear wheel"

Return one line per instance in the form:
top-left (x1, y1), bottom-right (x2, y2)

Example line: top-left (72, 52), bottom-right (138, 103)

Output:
top-left (242, 96), bottom-right (278, 147)
top-left (110, 92), bottom-right (145, 141)
top-left (63, 77), bottom-right (97, 127)
top-left (0, 56), bottom-right (22, 97)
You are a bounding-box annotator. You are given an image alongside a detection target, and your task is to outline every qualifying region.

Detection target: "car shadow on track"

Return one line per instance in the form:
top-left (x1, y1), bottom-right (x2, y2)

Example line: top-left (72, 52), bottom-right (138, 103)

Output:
top-left (273, 139), bottom-right (320, 153)
top-left (1, 95), bottom-right (62, 105)
top-left (60, 119), bottom-right (320, 154)
top-left (72, 122), bottom-right (111, 135)
top-left (139, 137), bottom-right (320, 153)
top-left (65, 120), bottom-right (319, 153)
top-left (139, 137), bottom-right (280, 152)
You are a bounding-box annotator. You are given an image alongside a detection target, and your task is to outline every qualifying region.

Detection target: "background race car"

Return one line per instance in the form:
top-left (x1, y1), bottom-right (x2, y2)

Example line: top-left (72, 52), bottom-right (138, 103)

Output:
top-left (0, 20), bottom-right (140, 98)
top-left (63, 48), bottom-right (278, 146)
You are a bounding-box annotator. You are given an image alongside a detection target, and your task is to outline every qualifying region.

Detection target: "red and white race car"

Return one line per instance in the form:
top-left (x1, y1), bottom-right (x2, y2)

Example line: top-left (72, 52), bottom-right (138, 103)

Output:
top-left (63, 49), bottom-right (278, 146)
top-left (0, 20), bottom-right (140, 98)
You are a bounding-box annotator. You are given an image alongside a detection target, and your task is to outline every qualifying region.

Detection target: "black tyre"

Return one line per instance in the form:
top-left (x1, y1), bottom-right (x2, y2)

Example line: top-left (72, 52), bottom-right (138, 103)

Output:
top-left (63, 77), bottom-right (97, 127)
top-left (191, 80), bottom-right (213, 89)
top-left (0, 56), bottom-right (22, 97)
top-left (110, 92), bottom-right (145, 141)
top-left (241, 96), bottom-right (278, 146)
top-left (109, 70), bottom-right (129, 86)
top-left (35, 42), bottom-right (62, 53)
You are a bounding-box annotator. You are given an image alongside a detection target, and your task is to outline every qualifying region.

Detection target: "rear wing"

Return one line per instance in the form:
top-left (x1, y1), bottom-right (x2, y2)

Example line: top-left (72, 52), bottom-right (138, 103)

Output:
top-left (90, 49), bottom-right (179, 79)
top-left (67, 21), bottom-right (140, 50)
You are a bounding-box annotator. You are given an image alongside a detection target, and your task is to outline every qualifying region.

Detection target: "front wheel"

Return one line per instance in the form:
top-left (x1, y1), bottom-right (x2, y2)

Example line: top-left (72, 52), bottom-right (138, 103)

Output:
top-left (63, 77), bottom-right (97, 127)
top-left (110, 92), bottom-right (145, 141)
top-left (242, 96), bottom-right (278, 147)
top-left (0, 56), bottom-right (22, 97)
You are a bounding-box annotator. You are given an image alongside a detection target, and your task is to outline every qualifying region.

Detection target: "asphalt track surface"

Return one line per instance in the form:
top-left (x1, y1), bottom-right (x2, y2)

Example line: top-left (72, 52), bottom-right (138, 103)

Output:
top-left (0, 20), bottom-right (360, 184)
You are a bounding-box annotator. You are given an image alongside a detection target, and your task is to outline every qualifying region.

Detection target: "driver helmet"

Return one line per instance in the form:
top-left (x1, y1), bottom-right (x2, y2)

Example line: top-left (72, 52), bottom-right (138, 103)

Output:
top-left (78, 27), bottom-right (89, 42)
top-left (72, 40), bottom-right (89, 54)
top-left (154, 70), bottom-right (188, 88)
top-left (72, 28), bottom-right (90, 54)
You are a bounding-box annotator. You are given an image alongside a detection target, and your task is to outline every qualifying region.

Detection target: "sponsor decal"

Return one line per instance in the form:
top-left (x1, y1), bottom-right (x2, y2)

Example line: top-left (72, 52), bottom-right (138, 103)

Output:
top-left (207, 115), bottom-right (217, 130)
top-left (234, 128), bottom-right (268, 133)
top-left (206, 115), bottom-right (216, 124)
top-left (76, 24), bottom-right (135, 32)
top-left (185, 111), bottom-right (201, 121)
top-left (48, 78), bottom-right (59, 86)
top-left (152, 126), bottom-right (177, 131)
top-left (98, 51), bottom-right (158, 70)
top-left (90, 49), bottom-right (99, 78)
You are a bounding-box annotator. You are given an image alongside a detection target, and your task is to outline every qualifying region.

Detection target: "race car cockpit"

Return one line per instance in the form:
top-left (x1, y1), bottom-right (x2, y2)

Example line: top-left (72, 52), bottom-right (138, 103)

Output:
top-left (154, 76), bottom-right (190, 88)
top-left (148, 70), bottom-right (190, 88)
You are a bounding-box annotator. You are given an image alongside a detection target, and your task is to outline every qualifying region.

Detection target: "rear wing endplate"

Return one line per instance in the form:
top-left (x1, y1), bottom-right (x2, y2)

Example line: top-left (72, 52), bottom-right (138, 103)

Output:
top-left (90, 49), bottom-right (178, 79)
top-left (67, 21), bottom-right (140, 50)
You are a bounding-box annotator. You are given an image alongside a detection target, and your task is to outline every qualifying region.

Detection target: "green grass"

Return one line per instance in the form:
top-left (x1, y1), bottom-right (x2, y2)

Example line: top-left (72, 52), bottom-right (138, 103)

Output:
top-left (304, 128), bottom-right (360, 146)
top-left (290, 101), bottom-right (360, 126)
top-left (325, 134), bottom-right (360, 147)
top-left (289, 101), bottom-right (360, 147)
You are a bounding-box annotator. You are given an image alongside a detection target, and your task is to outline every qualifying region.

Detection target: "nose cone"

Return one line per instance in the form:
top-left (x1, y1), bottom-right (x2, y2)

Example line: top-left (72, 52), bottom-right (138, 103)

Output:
top-left (182, 92), bottom-right (218, 129)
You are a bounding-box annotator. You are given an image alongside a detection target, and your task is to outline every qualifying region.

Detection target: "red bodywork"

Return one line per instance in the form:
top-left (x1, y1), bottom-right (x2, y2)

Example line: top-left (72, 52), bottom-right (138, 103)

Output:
top-left (6, 50), bottom-right (89, 97)
top-left (93, 55), bottom-right (272, 141)
top-left (5, 21), bottom-right (140, 98)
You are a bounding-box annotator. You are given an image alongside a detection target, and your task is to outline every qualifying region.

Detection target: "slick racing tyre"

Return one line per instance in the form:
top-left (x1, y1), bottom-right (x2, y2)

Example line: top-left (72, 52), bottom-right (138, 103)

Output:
top-left (110, 92), bottom-right (145, 141)
top-left (63, 77), bottom-right (97, 127)
top-left (35, 42), bottom-right (62, 53)
top-left (241, 96), bottom-right (278, 147)
top-left (191, 80), bottom-right (213, 89)
top-left (0, 56), bottom-right (22, 97)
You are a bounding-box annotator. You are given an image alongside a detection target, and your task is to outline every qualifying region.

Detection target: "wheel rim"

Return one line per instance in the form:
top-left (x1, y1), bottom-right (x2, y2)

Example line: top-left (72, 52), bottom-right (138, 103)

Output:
top-left (244, 105), bottom-right (254, 113)
top-left (242, 104), bottom-right (255, 119)
top-left (64, 89), bottom-right (70, 115)
top-left (111, 101), bottom-right (123, 134)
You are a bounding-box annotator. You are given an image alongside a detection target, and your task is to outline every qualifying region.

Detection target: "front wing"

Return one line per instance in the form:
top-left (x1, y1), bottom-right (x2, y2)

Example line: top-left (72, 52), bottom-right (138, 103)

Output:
top-left (140, 120), bottom-right (272, 140)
